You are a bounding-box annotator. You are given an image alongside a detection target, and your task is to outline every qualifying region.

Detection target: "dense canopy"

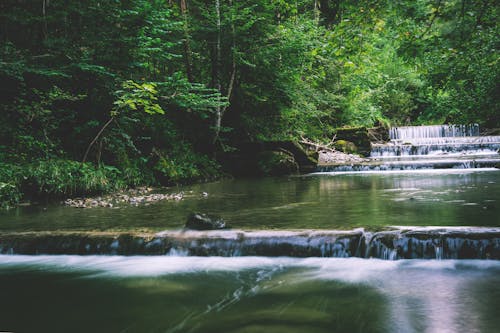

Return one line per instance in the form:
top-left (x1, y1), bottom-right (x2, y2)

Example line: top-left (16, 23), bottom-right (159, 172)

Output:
top-left (0, 0), bottom-right (498, 205)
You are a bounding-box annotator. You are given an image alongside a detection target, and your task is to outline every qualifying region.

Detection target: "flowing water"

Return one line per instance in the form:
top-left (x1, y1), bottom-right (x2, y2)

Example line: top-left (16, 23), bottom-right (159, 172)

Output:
top-left (0, 170), bottom-right (499, 332)
top-left (0, 170), bottom-right (499, 231)
top-left (1, 125), bottom-right (499, 332)
top-left (0, 256), bottom-right (499, 333)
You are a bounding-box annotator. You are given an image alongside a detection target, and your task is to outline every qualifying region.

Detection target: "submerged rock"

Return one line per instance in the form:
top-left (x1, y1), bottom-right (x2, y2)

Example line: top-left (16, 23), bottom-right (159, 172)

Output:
top-left (185, 213), bottom-right (227, 230)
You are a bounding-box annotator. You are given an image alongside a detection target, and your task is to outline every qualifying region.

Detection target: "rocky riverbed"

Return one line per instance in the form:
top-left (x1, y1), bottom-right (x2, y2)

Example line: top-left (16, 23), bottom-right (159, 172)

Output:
top-left (318, 150), bottom-right (370, 165)
top-left (64, 186), bottom-right (184, 208)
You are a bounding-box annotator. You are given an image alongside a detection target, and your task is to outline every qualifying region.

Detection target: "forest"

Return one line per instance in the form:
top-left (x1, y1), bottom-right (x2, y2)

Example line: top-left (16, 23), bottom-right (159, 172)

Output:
top-left (0, 0), bottom-right (498, 206)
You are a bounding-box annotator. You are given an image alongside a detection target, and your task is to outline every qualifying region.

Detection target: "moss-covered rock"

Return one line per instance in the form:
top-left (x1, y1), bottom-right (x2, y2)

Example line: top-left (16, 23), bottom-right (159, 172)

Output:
top-left (334, 127), bottom-right (371, 156)
top-left (333, 140), bottom-right (358, 154)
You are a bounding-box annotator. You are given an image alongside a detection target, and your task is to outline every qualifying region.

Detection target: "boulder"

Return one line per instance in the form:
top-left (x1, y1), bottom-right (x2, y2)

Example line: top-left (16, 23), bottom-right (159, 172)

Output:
top-left (334, 127), bottom-right (371, 156)
top-left (367, 126), bottom-right (390, 143)
top-left (185, 213), bottom-right (227, 230)
top-left (333, 140), bottom-right (358, 154)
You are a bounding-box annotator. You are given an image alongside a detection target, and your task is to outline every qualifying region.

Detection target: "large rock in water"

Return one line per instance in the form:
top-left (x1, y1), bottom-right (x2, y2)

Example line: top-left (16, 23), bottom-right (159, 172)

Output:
top-left (185, 213), bottom-right (227, 230)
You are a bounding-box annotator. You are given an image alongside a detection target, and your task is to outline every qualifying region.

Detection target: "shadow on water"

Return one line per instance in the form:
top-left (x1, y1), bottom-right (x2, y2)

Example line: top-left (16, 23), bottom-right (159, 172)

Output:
top-left (0, 170), bottom-right (499, 232)
top-left (0, 265), bottom-right (388, 333)
top-left (0, 257), bottom-right (499, 333)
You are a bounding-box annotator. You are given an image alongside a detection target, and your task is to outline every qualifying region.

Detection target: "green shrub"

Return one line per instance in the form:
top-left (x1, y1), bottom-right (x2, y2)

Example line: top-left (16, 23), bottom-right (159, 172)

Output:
top-left (0, 163), bottom-right (23, 208)
top-left (24, 159), bottom-right (125, 197)
top-left (153, 145), bottom-right (221, 184)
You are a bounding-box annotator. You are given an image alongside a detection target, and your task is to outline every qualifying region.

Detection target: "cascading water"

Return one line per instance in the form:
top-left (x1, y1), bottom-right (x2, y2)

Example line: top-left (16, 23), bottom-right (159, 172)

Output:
top-left (388, 124), bottom-right (480, 140)
top-left (1, 228), bottom-right (498, 260)
top-left (318, 124), bottom-right (500, 172)
top-left (375, 124), bottom-right (500, 158)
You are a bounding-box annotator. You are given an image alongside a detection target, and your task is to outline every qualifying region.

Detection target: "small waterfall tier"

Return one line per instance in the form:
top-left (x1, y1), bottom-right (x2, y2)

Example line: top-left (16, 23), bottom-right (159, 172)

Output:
top-left (389, 124), bottom-right (480, 140)
top-left (1, 228), bottom-right (498, 259)
top-left (318, 124), bottom-right (500, 172)
top-left (375, 124), bottom-right (500, 158)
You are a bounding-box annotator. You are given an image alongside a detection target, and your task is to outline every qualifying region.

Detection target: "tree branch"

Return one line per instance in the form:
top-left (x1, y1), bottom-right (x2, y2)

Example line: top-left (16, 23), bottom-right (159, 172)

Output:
top-left (82, 117), bottom-right (114, 163)
top-left (418, 0), bottom-right (442, 40)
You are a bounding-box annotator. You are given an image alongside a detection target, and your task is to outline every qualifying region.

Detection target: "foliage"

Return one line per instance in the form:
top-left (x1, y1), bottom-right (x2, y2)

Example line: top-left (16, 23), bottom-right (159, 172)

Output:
top-left (24, 160), bottom-right (124, 196)
top-left (0, 163), bottom-right (22, 208)
top-left (0, 160), bottom-right (130, 207)
top-left (0, 0), bottom-right (498, 206)
top-left (112, 81), bottom-right (164, 116)
top-left (153, 145), bottom-right (221, 184)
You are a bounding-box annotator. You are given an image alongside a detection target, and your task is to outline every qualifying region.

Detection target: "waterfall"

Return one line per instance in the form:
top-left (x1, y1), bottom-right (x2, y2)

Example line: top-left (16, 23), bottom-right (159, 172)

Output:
top-left (363, 124), bottom-right (500, 166)
top-left (389, 124), bottom-right (480, 140)
top-left (1, 228), bottom-right (499, 260)
top-left (317, 124), bottom-right (500, 172)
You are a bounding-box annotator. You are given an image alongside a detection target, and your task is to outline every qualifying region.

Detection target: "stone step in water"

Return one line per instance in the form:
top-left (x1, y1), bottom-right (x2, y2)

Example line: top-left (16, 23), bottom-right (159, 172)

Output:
top-left (316, 156), bottom-right (500, 172)
top-left (371, 141), bottom-right (500, 158)
top-left (389, 136), bottom-right (500, 145)
top-left (1, 228), bottom-right (498, 259)
top-left (352, 125), bottom-right (500, 171)
top-left (317, 125), bottom-right (499, 171)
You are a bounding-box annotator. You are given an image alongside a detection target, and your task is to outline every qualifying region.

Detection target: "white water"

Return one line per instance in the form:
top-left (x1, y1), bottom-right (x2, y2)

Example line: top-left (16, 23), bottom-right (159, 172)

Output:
top-left (390, 136), bottom-right (500, 145)
top-left (1, 226), bottom-right (498, 259)
top-left (389, 124), bottom-right (480, 140)
top-left (312, 167), bottom-right (500, 175)
top-left (1, 254), bottom-right (498, 333)
top-left (317, 125), bottom-right (500, 172)
top-left (1, 254), bottom-right (498, 278)
top-left (366, 125), bottom-right (500, 167)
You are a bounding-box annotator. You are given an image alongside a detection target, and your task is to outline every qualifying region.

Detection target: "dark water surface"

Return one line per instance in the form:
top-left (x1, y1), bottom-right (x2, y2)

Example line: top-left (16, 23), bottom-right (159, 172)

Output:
top-left (1, 169), bottom-right (499, 332)
top-left (0, 169), bottom-right (499, 232)
top-left (0, 256), bottom-right (499, 333)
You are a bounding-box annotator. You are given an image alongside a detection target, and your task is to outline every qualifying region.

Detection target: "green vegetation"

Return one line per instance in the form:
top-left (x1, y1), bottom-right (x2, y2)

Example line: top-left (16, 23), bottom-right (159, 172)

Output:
top-left (0, 1), bottom-right (498, 205)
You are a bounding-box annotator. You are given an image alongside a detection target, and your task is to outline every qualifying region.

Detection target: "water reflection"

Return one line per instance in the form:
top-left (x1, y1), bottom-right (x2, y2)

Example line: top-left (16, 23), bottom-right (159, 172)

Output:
top-left (0, 256), bottom-right (498, 333)
top-left (0, 170), bottom-right (498, 231)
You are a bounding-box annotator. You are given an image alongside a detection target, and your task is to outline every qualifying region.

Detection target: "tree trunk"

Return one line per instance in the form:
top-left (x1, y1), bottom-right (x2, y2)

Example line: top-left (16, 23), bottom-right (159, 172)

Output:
top-left (42, 0), bottom-right (49, 39)
top-left (314, 0), bottom-right (320, 23)
top-left (180, 0), bottom-right (194, 82)
top-left (213, 0), bottom-right (222, 144)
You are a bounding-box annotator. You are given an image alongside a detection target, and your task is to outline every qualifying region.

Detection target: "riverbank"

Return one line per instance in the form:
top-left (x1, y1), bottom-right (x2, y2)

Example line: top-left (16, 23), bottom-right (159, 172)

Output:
top-left (0, 158), bottom-right (221, 209)
top-left (0, 146), bottom-right (368, 210)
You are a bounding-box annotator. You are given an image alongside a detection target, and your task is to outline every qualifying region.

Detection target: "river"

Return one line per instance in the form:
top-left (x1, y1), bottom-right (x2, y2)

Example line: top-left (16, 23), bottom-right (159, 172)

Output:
top-left (1, 169), bottom-right (499, 232)
top-left (0, 169), bottom-right (499, 332)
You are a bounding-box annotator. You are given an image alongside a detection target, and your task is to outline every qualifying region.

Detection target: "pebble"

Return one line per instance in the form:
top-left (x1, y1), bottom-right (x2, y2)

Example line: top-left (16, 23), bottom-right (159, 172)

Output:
top-left (63, 186), bottom-right (184, 208)
top-left (318, 150), bottom-right (370, 165)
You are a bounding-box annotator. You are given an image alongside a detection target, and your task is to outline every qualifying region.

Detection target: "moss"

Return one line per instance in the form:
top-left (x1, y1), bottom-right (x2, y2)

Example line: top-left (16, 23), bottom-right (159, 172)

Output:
top-left (334, 127), bottom-right (371, 156)
top-left (334, 140), bottom-right (358, 154)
